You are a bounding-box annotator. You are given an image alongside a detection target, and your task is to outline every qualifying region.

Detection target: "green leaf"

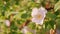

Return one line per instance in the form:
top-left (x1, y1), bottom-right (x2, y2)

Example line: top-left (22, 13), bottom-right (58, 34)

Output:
top-left (21, 13), bottom-right (28, 19)
top-left (28, 22), bottom-right (36, 29)
top-left (46, 12), bottom-right (56, 20)
top-left (45, 21), bottom-right (49, 29)
top-left (48, 20), bottom-right (55, 29)
top-left (56, 19), bottom-right (60, 29)
top-left (54, 1), bottom-right (60, 11)
top-left (45, 20), bottom-right (55, 30)
top-left (10, 21), bottom-right (18, 31)
top-left (16, 20), bottom-right (21, 24)
top-left (9, 31), bottom-right (17, 34)
top-left (54, 10), bottom-right (60, 15)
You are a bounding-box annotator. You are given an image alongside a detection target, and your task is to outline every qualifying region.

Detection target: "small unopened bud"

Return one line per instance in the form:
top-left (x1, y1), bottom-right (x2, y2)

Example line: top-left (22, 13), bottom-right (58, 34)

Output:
top-left (5, 20), bottom-right (10, 27)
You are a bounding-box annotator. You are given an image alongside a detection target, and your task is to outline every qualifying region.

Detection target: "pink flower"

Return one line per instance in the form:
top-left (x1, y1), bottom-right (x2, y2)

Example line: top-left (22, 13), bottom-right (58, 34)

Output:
top-left (31, 6), bottom-right (47, 25)
top-left (21, 26), bottom-right (36, 34)
top-left (5, 20), bottom-right (10, 27)
top-left (21, 26), bottom-right (28, 34)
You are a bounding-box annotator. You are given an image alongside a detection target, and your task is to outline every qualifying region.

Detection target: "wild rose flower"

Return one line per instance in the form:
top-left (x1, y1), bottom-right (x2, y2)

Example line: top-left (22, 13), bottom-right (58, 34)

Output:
top-left (31, 6), bottom-right (47, 25)
top-left (5, 20), bottom-right (10, 27)
top-left (21, 26), bottom-right (28, 34)
top-left (21, 26), bottom-right (36, 34)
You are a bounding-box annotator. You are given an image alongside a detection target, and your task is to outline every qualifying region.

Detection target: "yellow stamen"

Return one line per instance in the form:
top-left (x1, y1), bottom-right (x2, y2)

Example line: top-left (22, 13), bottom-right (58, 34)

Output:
top-left (37, 14), bottom-right (42, 19)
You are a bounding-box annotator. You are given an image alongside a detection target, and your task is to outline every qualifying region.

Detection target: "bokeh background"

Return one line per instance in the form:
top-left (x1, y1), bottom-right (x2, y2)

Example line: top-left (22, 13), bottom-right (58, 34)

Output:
top-left (0, 0), bottom-right (60, 34)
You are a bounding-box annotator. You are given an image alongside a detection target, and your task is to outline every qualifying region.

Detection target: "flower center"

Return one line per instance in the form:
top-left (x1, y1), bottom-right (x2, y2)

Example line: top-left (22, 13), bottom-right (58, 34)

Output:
top-left (36, 14), bottom-right (42, 19)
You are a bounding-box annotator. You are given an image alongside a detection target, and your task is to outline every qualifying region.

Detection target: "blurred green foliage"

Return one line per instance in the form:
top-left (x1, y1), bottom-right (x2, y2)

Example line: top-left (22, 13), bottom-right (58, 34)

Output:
top-left (0, 0), bottom-right (60, 34)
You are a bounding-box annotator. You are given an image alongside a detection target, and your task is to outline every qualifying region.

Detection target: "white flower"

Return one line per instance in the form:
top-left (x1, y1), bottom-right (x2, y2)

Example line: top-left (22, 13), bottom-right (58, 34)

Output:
top-left (21, 26), bottom-right (36, 34)
top-left (31, 8), bottom-right (39, 17)
top-left (21, 26), bottom-right (29, 34)
top-left (31, 6), bottom-right (47, 25)
top-left (5, 20), bottom-right (10, 27)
